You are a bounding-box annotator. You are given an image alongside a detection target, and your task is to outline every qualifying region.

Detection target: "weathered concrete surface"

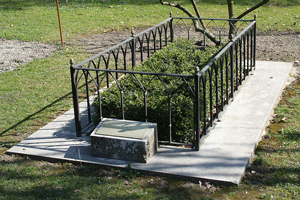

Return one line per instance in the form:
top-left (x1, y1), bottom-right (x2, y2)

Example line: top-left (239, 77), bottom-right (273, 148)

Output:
top-left (91, 118), bottom-right (158, 163)
top-left (6, 61), bottom-right (293, 185)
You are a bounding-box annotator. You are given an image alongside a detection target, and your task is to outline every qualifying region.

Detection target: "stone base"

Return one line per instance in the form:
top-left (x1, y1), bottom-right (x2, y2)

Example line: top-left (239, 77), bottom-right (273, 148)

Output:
top-left (90, 118), bottom-right (158, 163)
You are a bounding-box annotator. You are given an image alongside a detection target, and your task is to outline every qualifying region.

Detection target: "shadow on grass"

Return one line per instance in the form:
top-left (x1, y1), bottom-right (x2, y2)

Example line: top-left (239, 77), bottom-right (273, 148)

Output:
top-left (0, 159), bottom-right (209, 199)
top-left (246, 162), bottom-right (300, 186)
top-left (245, 129), bottom-right (300, 186)
top-left (0, 78), bottom-right (92, 143)
top-left (0, 91), bottom-right (73, 138)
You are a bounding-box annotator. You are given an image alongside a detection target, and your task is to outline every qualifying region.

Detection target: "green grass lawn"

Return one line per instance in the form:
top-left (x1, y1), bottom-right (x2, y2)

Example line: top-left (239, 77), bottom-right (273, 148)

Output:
top-left (0, 0), bottom-right (299, 43)
top-left (0, 0), bottom-right (300, 199)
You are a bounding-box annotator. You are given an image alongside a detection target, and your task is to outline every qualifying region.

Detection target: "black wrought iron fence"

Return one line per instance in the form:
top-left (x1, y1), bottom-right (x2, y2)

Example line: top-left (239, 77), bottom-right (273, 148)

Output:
top-left (195, 20), bottom-right (256, 141)
top-left (70, 16), bottom-right (256, 151)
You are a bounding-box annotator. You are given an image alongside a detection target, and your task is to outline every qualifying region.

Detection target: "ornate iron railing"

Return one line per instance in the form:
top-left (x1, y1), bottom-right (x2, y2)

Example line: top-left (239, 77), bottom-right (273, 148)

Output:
top-left (70, 17), bottom-right (256, 151)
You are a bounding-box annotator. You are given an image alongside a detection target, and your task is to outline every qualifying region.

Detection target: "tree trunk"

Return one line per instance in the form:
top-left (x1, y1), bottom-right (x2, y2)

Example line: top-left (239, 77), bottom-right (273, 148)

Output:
top-left (227, 0), bottom-right (235, 39)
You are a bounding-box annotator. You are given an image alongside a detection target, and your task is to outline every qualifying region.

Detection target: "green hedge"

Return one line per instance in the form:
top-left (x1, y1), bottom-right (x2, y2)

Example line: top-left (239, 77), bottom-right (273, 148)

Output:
top-left (92, 39), bottom-right (221, 143)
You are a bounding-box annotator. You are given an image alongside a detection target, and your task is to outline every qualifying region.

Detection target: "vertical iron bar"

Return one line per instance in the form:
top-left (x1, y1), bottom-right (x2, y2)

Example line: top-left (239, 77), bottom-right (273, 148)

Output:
top-left (170, 13), bottom-right (174, 43)
top-left (131, 29), bottom-right (136, 69)
top-left (105, 55), bottom-right (110, 88)
top-left (250, 28), bottom-right (253, 70)
top-left (115, 49), bottom-right (119, 80)
top-left (230, 45), bottom-right (234, 98)
top-left (243, 36), bottom-right (246, 79)
top-left (194, 74), bottom-right (200, 151)
top-left (215, 63), bottom-right (219, 118)
top-left (202, 75), bottom-right (207, 135)
top-left (168, 94), bottom-right (172, 143)
top-left (159, 28), bottom-right (162, 50)
top-left (235, 42), bottom-right (239, 89)
top-left (84, 70), bottom-right (91, 123)
top-left (147, 35), bottom-right (150, 58)
top-left (70, 59), bottom-right (82, 137)
top-left (203, 30), bottom-right (206, 47)
top-left (247, 32), bottom-right (250, 75)
top-left (144, 91), bottom-right (148, 122)
top-left (220, 57), bottom-right (224, 111)
top-left (123, 47), bottom-right (127, 71)
top-left (153, 31), bottom-right (157, 53)
top-left (253, 17), bottom-right (257, 68)
top-left (225, 55), bottom-right (229, 103)
top-left (96, 71), bottom-right (103, 121)
top-left (164, 24), bottom-right (168, 46)
top-left (121, 90), bottom-right (125, 120)
top-left (239, 39), bottom-right (242, 84)
top-left (140, 37), bottom-right (144, 63)
top-left (209, 71), bottom-right (213, 126)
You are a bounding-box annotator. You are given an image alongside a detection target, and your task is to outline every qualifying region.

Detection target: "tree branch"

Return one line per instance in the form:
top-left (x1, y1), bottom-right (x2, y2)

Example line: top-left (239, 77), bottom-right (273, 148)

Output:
top-left (159, 0), bottom-right (220, 45)
top-left (236, 0), bottom-right (270, 19)
top-left (190, 0), bottom-right (205, 29)
top-left (160, 0), bottom-right (196, 18)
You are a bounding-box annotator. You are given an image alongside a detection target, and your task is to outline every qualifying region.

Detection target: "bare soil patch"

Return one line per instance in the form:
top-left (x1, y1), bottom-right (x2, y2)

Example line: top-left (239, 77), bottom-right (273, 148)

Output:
top-left (75, 30), bottom-right (299, 63)
top-left (0, 38), bottom-right (57, 73)
top-left (256, 32), bottom-right (300, 62)
top-left (0, 30), bottom-right (299, 73)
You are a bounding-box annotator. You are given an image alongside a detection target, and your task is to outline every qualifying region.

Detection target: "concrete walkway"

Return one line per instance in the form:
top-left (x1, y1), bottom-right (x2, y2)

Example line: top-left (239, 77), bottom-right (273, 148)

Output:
top-left (6, 61), bottom-right (293, 185)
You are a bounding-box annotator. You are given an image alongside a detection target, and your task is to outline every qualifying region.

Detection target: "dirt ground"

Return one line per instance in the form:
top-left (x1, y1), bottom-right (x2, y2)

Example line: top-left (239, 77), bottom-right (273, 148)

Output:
top-left (256, 32), bottom-right (300, 62)
top-left (0, 30), bottom-right (299, 73)
top-left (73, 30), bottom-right (300, 63)
top-left (0, 38), bottom-right (57, 73)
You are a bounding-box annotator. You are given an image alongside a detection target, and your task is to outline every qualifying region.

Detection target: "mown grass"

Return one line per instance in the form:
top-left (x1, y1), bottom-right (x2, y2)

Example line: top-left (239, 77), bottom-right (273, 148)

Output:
top-left (0, 48), bottom-right (90, 155)
top-left (0, 0), bottom-right (299, 43)
top-left (0, 0), bottom-right (300, 199)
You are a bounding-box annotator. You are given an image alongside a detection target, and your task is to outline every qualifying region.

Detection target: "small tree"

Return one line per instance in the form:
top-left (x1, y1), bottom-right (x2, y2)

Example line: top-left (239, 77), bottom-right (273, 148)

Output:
top-left (160, 0), bottom-right (270, 44)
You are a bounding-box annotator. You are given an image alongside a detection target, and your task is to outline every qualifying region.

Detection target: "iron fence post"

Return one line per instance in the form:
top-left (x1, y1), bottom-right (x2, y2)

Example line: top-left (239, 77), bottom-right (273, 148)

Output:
top-left (70, 59), bottom-right (82, 137)
top-left (131, 28), bottom-right (136, 68)
top-left (170, 12), bottom-right (174, 43)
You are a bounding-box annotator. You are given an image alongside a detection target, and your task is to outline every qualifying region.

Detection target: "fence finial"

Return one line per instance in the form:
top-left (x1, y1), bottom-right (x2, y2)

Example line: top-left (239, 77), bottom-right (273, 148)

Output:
top-left (254, 14), bottom-right (257, 20)
top-left (131, 27), bottom-right (135, 37)
top-left (70, 58), bottom-right (74, 67)
top-left (195, 66), bottom-right (200, 74)
top-left (230, 34), bottom-right (234, 42)
top-left (170, 11), bottom-right (173, 18)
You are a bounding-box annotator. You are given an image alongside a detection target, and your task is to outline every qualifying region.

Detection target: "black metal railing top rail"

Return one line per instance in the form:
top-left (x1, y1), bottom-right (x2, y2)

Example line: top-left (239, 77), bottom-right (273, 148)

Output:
top-left (70, 16), bottom-right (256, 151)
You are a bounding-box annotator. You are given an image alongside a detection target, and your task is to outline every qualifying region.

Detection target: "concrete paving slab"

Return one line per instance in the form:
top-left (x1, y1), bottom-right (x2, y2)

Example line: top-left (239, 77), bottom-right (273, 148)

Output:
top-left (6, 61), bottom-right (293, 185)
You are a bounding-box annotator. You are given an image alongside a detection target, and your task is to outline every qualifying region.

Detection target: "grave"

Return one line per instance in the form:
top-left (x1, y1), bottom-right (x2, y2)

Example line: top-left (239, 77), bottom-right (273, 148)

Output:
top-left (90, 118), bottom-right (158, 163)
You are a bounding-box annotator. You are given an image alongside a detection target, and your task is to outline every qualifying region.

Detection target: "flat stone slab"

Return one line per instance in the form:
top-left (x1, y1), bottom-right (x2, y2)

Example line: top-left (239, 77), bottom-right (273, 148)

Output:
top-left (91, 118), bottom-right (158, 163)
top-left (94, 119), bottom-right (155, 139)
top-left (6, 61), bottom-right (293, 185)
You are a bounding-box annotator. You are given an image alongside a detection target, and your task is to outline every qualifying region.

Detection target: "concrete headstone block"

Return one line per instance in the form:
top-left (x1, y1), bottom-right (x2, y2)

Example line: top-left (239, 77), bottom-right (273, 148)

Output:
top-left (90, 118), bottom-right (158, 163)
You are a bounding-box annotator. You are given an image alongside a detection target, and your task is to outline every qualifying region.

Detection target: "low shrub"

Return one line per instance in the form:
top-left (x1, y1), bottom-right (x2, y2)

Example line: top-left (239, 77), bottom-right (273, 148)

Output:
top-left (92, 39), bottom-right (221, 143)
